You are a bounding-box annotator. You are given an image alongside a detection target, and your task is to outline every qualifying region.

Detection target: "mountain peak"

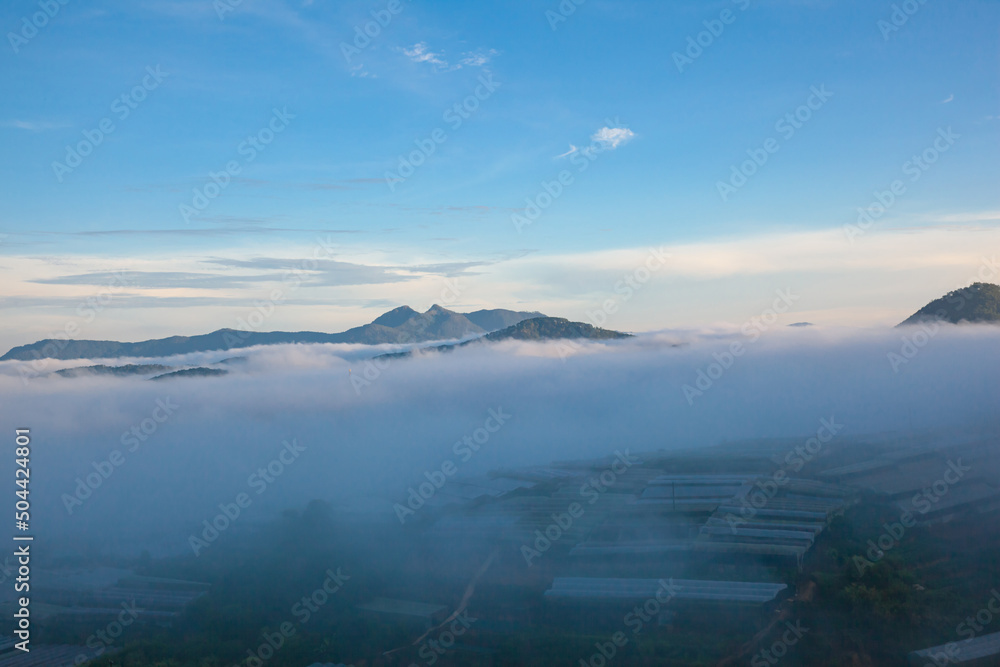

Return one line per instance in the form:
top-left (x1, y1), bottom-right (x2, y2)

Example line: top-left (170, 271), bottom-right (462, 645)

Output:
top-left (392, 304), bottom-right (481, 339)
top-left (899, 282), bottom-right (1000, 326)
top-left (373, 316), bottom-right (631, 361)
top-left (371, 306), bottom-right (419, 328)
top-left (484, 316), bottom-right (631, 342)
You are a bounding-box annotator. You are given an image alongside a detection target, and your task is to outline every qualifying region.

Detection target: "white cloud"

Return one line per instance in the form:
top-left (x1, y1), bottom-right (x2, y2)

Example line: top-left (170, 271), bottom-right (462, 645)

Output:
top-left (941, 94), bottom-right (954, 104)
top-left (401, 44), bottom-right (498, 71)
top-left (460, 48), bottom-right (499, 67)
top-left (554, 124), bottom-right (634, 159)
top-left (591, 126), bottom-right (635, 149)
top-left (401, 42), bottom-right (450, 70)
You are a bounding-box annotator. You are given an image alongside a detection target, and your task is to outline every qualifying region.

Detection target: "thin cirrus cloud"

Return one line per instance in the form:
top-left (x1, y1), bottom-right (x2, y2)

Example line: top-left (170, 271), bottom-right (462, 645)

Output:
top-left (400, 43), bottom-right (498, 71)
top-left (204, 256), bottom-right (490, 280)
top-left (349, 64), bottom-right (374, 78)
top-left (460, 48), bottom-right (499, 67)
top-left (25, 257), bottom-right (494, 292)
top-left (30, 271), bottom-right (277, 290)
top-left (554, 145), bottom-right (578, 159)
top-left (0, 119), bottom-right (71, 131)
top-left (29, 266), bottom-right (413, 291)
top-left (401, 42), bottom-right (451, 69)
top-left (919, 210), bottom-right (1000, 225)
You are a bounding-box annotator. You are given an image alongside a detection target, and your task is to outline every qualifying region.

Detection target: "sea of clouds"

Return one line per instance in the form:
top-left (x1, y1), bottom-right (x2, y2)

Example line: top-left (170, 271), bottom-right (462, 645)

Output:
top-left (1, 323), bottom-right (998, 557)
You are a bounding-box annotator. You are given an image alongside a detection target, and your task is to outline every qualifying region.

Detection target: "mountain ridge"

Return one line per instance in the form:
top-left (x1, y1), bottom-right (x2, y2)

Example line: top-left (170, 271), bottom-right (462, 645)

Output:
top-left (483, 317), bottom-right (630, 342)
top-left (1, 306), bottom-right (545, 362)
top-left (374, 316), bottom-right (632, 361)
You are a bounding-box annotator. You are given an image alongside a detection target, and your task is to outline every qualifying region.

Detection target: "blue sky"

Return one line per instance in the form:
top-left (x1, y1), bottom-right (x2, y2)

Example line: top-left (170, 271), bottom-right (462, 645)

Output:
top-left (1, 0), bottom-right (998, 349)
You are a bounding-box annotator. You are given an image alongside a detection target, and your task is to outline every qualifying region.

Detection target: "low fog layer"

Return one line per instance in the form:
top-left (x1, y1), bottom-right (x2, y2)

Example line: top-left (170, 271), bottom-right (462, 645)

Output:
top-left (1, 324), bottom-right (998, 557)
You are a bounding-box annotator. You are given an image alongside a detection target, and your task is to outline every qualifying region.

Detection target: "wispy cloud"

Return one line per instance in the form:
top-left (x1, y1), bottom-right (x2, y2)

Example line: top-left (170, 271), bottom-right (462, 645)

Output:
top-left (555, 125), bottom-right (634, 159)
top-left (401, 42), bottom-right (451, 70)
top-left (921, 210), bottom-right (1000, 224)
top-left (350, 64), bottom-right (374, 78)
top-left (31, 271), bottom-right (273, 290)
top-left (941, 94), bottom-right (954, 104)
top-left (460, 48), bottom-right (499, 67)
top-left (0, 295), bottom-right (346, 310)
top-left (205, 256), bottom-right (491, 280)
top-left (401, 43), bottom-right (498, 72)
top-left (1, 120), bottom-right (70, 131)
top-left (299, 182), bottom-right (354, 191)
top-left (5, 227), bottom-right (365, 240)
top-left (555, 145), bottom-right (578, 159)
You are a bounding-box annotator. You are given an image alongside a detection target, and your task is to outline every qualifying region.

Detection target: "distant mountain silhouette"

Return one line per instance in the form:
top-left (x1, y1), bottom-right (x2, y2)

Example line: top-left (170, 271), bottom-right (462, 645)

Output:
top-left (393, 304), bottom-right (489, 341)
top-left (370, 306), bottom-right (420, 328)
top-left (899, 283), bottom-right (1000, 326)
top-left (55, 364), bottom-right (173, 378)
top-left (375, 316), bottom-right (631, 361)
top-left (150, 367), bottom-right (228, 380)
top-left (483, 317), bottom-right (630, 342)
top-left (1, 306), bottom-right (545, 362)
